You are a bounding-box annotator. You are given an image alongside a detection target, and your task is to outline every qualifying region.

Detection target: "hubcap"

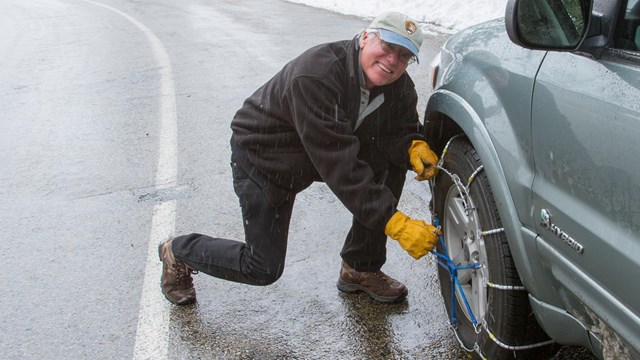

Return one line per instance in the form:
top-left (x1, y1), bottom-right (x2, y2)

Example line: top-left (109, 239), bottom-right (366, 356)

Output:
top-left (443, 185), bottom-right (489, 322)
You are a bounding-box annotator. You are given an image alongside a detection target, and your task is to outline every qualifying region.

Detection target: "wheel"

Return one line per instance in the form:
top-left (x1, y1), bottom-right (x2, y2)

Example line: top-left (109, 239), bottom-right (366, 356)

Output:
top-left (432, 136), bottom-right (558, 359)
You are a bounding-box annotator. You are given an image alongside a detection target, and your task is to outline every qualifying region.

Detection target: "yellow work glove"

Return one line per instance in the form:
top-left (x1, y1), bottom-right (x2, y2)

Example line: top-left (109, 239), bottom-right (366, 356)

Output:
top-left (384, 211), bottom-right (441, 259)
top-left (408, 140), bottom-right (439, 181)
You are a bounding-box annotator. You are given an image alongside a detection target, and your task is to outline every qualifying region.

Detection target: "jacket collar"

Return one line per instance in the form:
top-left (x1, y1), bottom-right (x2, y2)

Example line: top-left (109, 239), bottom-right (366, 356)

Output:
top-left (347, 35), bottom-right (363, 89)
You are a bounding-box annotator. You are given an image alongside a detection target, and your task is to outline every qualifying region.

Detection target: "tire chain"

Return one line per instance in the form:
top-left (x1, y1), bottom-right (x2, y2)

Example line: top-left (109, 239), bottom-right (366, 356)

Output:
top-left (428, 135), bottom-right (556, 358)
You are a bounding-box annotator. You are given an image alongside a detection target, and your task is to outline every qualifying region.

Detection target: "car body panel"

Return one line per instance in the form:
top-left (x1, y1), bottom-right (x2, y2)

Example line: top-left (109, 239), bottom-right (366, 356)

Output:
top-left (426, 20), bottom-right (566, 304)
top-left (436, 22), bottom-right (541, 222)
top-left (424, 0), bottom-right (640, 356)
top-left (531, 49), bottom-right (640, 356)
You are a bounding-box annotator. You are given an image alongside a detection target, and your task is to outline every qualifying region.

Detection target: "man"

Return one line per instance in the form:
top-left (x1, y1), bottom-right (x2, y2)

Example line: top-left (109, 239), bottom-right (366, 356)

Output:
top-left (158, 11), bottom-right (441, 306)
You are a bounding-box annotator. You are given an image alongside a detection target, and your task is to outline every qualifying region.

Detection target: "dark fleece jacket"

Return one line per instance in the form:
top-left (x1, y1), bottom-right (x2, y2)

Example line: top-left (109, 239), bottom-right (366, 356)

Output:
top-left (230, 35), bottom-right (423, 232)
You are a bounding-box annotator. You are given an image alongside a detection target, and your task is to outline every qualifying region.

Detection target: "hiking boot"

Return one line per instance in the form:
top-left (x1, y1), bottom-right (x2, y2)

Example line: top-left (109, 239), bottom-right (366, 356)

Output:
top-left (158, 239), bottom-right (197, 305)
top-left (336, 261), bottom-right (408, 303)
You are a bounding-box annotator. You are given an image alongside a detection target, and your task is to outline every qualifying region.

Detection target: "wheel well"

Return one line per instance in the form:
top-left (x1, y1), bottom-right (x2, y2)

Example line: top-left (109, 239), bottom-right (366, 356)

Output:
top-left (423, 112), bottom-right (463, 156)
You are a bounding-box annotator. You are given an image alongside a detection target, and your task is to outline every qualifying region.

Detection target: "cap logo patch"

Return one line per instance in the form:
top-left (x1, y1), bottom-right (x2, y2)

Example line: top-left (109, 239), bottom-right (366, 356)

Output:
top-left (404, 21), bottom-right (417, 35)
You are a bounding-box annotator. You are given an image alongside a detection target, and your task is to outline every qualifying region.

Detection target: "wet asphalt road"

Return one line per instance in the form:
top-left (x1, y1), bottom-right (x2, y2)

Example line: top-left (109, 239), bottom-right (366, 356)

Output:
top-left (0, 0), bottom-right (596, 359)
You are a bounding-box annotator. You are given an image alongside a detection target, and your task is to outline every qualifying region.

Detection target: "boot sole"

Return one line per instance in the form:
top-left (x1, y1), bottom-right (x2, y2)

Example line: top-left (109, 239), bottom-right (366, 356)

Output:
top-left (336, 280), bottom-right (408, 303)
top-left (163, 294), bottom-right (196, 306)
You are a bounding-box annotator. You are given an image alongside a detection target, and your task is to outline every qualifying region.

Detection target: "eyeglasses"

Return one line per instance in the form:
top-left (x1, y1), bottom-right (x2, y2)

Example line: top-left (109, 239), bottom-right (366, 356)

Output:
top-left (371, 32), bottom-right (417, 65)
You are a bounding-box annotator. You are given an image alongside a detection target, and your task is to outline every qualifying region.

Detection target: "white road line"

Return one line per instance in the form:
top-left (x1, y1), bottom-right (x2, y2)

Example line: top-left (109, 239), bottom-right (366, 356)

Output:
top-left (78, 1), bottom-right (177, 359)
top-left (134, 200), bottom-right (175, 359)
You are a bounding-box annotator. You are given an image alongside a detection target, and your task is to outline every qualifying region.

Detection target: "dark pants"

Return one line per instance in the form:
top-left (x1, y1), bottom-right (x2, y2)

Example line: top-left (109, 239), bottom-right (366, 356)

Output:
top-left (171, 151), bottom-right (406, 286)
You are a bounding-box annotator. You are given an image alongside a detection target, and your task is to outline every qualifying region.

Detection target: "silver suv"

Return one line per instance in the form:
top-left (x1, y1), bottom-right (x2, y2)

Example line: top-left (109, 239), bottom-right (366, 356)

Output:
top-left (424, 0), bottom-right (639, 358)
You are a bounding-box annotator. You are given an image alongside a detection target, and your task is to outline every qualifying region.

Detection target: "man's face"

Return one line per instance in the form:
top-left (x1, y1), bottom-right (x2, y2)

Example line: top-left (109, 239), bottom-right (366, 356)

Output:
top-left (359, 32), bottom-right (411, 90)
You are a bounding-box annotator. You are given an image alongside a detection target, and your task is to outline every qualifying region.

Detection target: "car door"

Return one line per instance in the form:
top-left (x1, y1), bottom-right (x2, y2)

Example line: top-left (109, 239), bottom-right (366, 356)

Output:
top-left (529, 0), bottom-right (640, 351)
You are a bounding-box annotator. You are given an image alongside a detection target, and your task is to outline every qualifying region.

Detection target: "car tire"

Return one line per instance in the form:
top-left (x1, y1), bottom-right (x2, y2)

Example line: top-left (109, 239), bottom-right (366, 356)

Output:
top-left (432, 136), bottom-right (558, 359)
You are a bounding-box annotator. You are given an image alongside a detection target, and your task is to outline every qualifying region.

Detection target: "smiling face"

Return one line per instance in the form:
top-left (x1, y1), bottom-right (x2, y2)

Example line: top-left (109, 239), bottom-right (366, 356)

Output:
top-left (359, 32), bottom-right (410, 90)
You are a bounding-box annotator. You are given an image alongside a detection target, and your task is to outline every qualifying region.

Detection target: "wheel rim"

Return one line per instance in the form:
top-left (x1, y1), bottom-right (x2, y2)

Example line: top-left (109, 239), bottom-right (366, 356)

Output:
top-left (443, 184), bottom-right (489, 323)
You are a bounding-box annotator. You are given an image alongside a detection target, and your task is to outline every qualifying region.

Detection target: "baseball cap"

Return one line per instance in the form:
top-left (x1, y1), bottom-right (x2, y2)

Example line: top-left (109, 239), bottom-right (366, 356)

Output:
top-left (368, 12), bottom-right (424, 62)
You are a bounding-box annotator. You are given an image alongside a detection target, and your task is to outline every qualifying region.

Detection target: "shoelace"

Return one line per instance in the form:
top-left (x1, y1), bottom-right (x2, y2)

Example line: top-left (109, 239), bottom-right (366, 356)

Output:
top-left (173, 263), bottom-right (198, 287)
top-left (370, 271), bottom-right (393, 284)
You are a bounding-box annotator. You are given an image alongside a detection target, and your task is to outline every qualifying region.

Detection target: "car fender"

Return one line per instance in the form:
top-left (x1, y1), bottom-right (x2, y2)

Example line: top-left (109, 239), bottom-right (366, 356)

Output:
top-left (425, 90), bottom-right (551, 300)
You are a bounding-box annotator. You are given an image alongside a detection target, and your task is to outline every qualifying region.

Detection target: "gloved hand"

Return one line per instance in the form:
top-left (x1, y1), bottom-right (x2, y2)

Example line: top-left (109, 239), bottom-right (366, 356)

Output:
top-left (408, 140), bottom-right (439, 181)
top-left (384, 211), bottom-right (441, 259)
